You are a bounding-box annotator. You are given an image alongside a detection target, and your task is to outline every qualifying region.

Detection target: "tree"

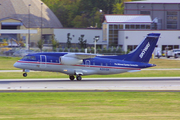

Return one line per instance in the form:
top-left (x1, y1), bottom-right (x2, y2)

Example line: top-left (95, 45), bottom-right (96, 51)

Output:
top-left (112, 0), bottom-right (132, 14)
top-left (37, 39), bottom-right (44, 52)
top-left (42, 0), bottom-right (133, 28)
top-left (78, 35), bottom-right (87, 48)
top-left (66, 33), bottom-right (72, 48)
top-left (113, 2), bottom-right (124, 14)
top-left (51, 34), bottom-right (58, 51)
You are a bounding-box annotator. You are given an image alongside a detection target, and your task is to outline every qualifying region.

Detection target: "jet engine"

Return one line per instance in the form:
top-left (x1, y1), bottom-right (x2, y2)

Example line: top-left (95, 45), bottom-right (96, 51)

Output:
top-left (60, 56), bottom-right (83, 65)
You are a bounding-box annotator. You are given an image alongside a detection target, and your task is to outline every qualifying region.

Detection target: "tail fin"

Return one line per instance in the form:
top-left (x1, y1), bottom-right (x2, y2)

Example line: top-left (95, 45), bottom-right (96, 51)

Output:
top-left (118, 33), bottom-right (160, 63)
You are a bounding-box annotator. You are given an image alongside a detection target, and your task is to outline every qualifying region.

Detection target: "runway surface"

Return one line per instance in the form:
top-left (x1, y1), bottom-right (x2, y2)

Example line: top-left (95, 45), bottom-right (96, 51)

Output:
top-left (0, 77), bottom-right (180, 92)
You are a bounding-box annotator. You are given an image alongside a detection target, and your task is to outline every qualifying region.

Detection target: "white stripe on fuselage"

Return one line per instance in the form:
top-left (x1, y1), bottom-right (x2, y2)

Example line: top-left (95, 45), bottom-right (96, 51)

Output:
top-left (15, 61), bottom-right (140, 75)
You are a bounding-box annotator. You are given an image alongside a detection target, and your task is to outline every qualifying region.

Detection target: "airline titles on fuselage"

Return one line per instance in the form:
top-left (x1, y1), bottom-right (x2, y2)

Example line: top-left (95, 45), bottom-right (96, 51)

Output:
top-left (114, 63), bottom-right (138, 67)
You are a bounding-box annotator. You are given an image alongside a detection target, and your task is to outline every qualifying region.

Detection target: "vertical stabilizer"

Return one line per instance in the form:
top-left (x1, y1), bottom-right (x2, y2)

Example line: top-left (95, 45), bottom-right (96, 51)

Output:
top-left (118, 33), bottom-right (160, 63)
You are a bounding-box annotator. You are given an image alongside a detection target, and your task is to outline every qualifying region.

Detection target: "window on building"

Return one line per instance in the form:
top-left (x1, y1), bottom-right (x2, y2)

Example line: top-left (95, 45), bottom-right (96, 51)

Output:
top-left (130, 25), bottom-right (135, 29)
top-left (127, 45), bottom-right (138, 52)
top-left (167, 11), bottom-right (177, 29)
top-left (140, 11), bottom-right (150, 15)
top-left (141, 25), bottom-right (145, 29)
top-left (146, 25), bottom-right (150, 29)
top-left (162, 45), bottom-right (179, 51)
top-left (43, 34), bottom-right (52, 44)
top-left (119, 25), bottom-right (123, 29)
top-left (109, 30), bottom-right (113, 34)
top-left (125, 25), bottom-right (130, 29)
top-left (136, 25), bottom-right (140, 29)
top-left (174, 45), bottom-right (179, 49)
top-left (114, 25), bottom-right (118, 29)
top-left (109, 25), bottom-right (113, 29)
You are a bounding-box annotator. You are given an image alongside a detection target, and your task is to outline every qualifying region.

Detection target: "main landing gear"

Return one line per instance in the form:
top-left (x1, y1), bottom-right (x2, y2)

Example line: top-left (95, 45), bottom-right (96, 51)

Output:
top-left (23, 73), bottom-right (27, 77)
top-left (69, 75), bottom-right (82, 81)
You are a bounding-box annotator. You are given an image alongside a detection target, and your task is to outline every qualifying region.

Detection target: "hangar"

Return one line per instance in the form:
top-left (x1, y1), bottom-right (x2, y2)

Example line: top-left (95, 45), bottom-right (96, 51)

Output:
top-left (0, 0), bottom-right (62, 48)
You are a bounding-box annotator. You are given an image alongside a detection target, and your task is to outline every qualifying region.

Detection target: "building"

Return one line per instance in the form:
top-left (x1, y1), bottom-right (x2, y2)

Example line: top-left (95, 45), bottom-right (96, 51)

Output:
top-left (0, 0), bottom-right (62, 47)
top-left (102, 14), bottom-right (152, 48)
top-left (124, 0), bottom-right (180, 30)
top-left (54, 28), bottom-right (103, 49)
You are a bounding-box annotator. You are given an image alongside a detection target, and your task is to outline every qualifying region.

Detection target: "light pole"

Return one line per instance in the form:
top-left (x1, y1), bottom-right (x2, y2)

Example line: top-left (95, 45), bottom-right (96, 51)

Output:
top-left (28, 4), bottom-right (31, 50)
top-left (41, 3), bottom-right (43, 52)
top-left (94, 36), bottom-right (99, 54)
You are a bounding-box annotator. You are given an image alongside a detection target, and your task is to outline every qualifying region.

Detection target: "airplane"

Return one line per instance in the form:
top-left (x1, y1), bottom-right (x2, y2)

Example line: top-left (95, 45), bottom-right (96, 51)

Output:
top-left (14, 33), bottom-right (160, 81)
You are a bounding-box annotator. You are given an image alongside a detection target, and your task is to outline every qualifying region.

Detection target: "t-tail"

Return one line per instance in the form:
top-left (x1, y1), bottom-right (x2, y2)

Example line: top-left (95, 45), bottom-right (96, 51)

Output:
top-left (118, 33), bottom-right (160, 63)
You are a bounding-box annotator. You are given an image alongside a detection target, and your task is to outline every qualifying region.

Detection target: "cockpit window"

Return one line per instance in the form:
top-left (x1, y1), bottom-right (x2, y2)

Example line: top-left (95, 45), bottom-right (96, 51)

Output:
top-left (22, 56), bottom-right (36, 60)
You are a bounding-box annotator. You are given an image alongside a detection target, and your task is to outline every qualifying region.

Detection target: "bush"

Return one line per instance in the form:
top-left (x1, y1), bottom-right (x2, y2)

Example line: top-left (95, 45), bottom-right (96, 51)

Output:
top-left (70, 47), bottom-right (74, 52)
top-left (59, 48), bottom-right (63, 52)
top-left (102, 47), bottom-right (107, 54)
top-left (64, 47), bottom-right (68, 52)
top-left (75, 47), bottom-right (79, 52)
top-left (80, 48), bottom-right (85, 53)
top-left (91, 47), bottom-right (94, 53)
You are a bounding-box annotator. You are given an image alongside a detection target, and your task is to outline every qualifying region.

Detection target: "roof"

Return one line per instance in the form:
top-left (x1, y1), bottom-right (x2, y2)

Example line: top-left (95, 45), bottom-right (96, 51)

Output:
top-left (125, 0), bottom-right (180, 4)
top-left (0, 0), bottom-right (63, 28)
top-left (104, 15), bottom-right (152, 23)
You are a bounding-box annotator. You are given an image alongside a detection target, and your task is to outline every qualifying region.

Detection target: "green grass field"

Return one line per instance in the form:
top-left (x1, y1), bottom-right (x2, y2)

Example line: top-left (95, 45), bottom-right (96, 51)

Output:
top-left (0, 57), bottom-right (180, 119)
top-left (0, 92), bottom-right (180, 120)
top-left (0, 56), bottom-right (21, 70)
top-left (1, 70), bottom-right (180, 79)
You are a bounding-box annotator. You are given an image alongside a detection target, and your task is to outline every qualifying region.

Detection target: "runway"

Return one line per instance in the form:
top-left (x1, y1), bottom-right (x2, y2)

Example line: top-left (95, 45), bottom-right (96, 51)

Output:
top-left (0, 77), bottom-right (180, 92)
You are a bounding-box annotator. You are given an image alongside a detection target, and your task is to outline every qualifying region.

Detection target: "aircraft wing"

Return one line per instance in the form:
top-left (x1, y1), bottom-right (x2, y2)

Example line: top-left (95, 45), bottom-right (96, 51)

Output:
top-left (63, 53), bottom-right (97, 59)
top-left (74, 53), bottom-right (97, 59)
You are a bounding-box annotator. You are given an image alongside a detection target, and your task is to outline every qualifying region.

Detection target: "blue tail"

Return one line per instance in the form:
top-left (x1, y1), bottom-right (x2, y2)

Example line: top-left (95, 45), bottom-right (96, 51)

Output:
top-left (117, 33), bottom-right (160, 63)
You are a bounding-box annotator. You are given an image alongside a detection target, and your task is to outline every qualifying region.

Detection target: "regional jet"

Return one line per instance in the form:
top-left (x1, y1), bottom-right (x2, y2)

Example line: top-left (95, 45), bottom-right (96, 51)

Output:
top-left (14, 33), bottom-right (160, 81)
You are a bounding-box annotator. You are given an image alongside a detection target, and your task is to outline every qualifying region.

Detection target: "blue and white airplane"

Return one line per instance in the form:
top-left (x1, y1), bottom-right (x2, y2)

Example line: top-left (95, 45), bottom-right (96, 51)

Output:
top-left (14, 33), bottom-right (160, 81)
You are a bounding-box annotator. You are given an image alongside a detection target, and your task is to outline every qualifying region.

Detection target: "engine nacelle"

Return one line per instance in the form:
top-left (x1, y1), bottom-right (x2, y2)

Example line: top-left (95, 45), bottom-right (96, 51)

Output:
top-left (60, 56), bottom-right (83, 65)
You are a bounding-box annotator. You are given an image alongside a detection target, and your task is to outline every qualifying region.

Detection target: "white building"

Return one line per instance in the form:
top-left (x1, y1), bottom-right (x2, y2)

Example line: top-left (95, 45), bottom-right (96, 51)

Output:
top-left (54, 14), bottom-right (180, 52)
top-left (54, 28), bottom-right (104, 48)
top-left (103, 14), bottom-right (152, 49)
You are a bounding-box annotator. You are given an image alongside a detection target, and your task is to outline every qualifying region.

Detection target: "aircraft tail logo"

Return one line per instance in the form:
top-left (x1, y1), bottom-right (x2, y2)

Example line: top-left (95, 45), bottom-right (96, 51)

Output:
top-left (139, 42), bottom-right (150, 59)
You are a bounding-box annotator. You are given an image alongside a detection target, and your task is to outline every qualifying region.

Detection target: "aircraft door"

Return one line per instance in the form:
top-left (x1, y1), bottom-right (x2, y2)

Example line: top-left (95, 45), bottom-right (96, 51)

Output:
top-left (85, 60), bottom-right (90, 67)
top-left (40, 55), bottom-right (47, 68)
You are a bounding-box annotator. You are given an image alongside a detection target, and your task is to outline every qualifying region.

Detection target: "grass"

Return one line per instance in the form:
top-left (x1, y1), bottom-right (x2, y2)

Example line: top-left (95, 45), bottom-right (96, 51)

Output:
top-left (0, 92), bottom-right (180, 120)
top-left (0, 57), bottom-right (180, 120)
top-left (149, 58), bottom-right (180, 69)
top-left (0, 56), bottom-right (21, 70)
top-left (1, 70), bottom-right (180, 79)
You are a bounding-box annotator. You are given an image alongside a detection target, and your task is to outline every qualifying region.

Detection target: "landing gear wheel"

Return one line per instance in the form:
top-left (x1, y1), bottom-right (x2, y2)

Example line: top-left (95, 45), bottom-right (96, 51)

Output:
top-left (76, 76), bottom-right (82, 81)
top-left (23, 73), bottom-right (27, 77)
top-left (69, 75), bottom-right (75, 80)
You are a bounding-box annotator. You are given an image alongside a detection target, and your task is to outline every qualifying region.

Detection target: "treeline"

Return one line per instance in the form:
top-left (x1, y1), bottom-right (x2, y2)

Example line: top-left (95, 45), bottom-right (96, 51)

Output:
top-left (41, 0), bottom-right (132, 28)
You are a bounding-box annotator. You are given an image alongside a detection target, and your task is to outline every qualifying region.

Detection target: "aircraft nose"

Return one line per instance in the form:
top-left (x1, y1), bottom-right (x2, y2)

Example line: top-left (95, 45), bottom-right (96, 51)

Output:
top-left (13, 62), bottom-right (19, 68)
